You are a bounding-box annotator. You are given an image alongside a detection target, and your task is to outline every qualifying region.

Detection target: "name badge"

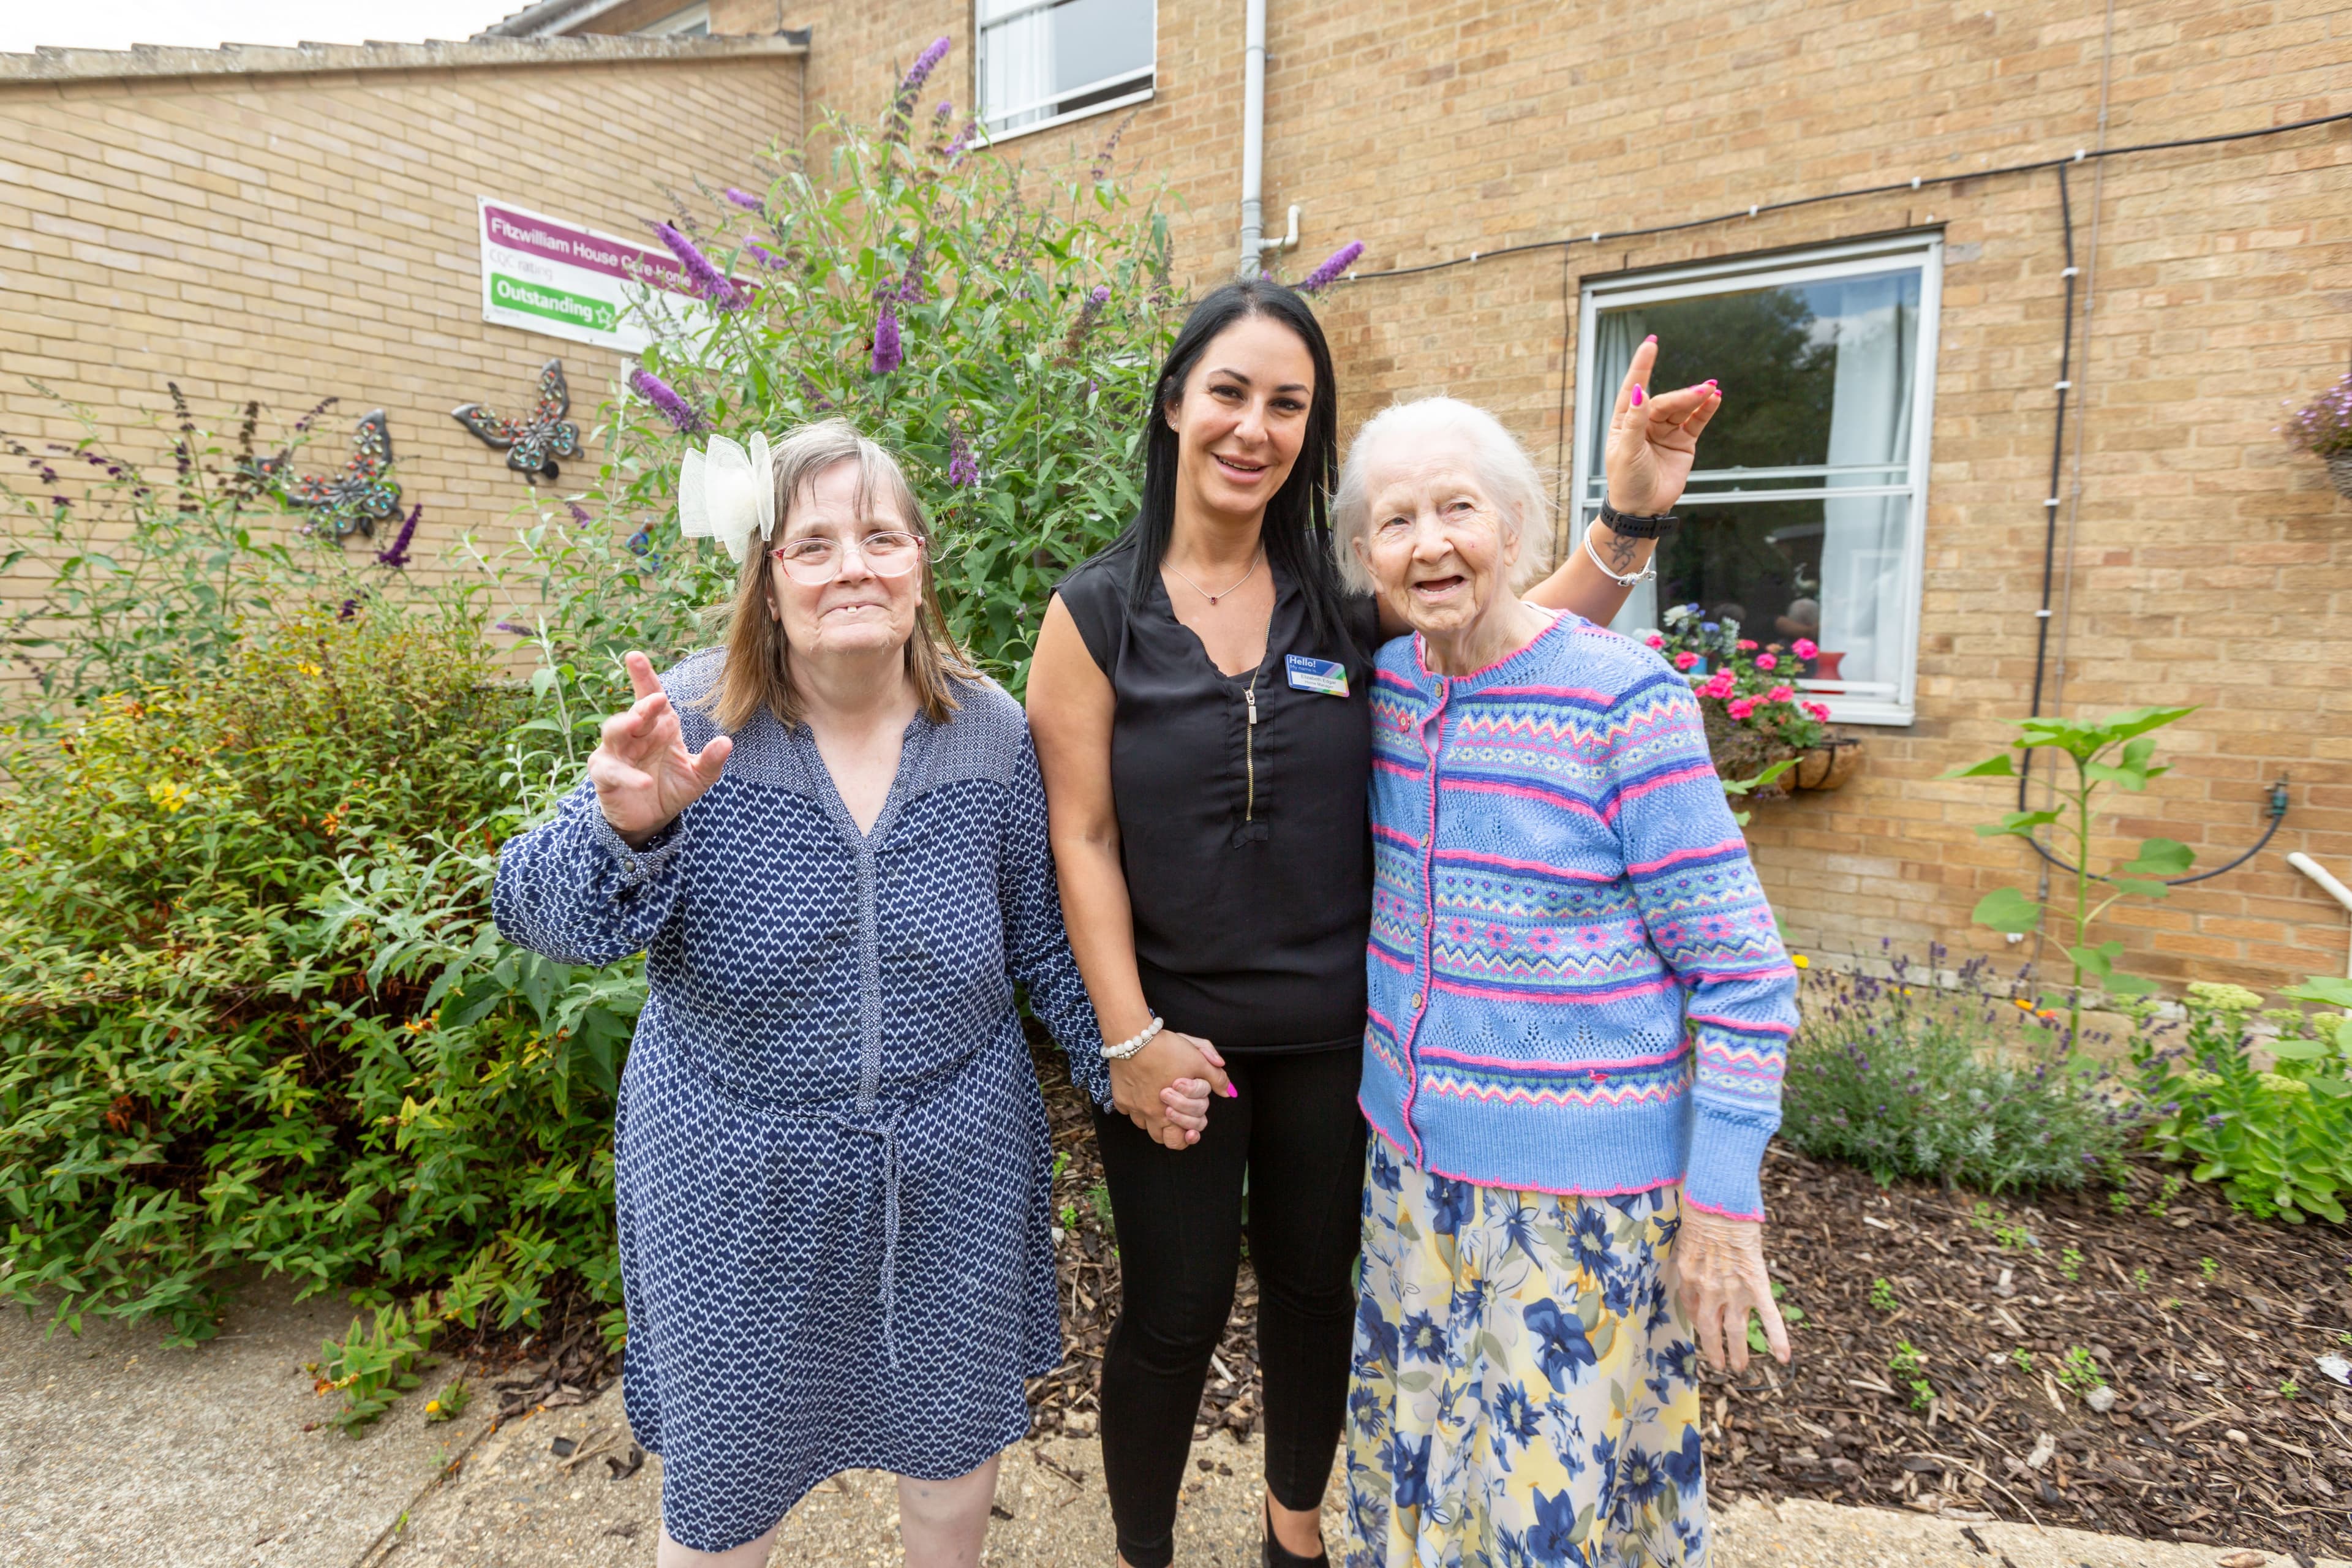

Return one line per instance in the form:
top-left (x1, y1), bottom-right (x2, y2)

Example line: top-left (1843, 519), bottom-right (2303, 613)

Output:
top-left (1284, 654), bottom-right (1349, 698)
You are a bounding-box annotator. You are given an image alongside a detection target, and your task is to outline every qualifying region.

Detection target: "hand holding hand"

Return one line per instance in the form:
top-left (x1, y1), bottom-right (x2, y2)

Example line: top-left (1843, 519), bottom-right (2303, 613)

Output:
top-left (1109, 1029), bottom-right (1231, 1151)
top-left (1604, 336), bottom-right (1723, 516)
top-left (1673, 1205), bottom-right (1789, 1374)
top-left (586, 651), bottom-right (734, 848)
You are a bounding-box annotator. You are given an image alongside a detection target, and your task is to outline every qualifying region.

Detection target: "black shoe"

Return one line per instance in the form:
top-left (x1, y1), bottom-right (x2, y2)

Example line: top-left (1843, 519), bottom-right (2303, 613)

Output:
top-left (1263, 1501), bottom-right (1329, 1567)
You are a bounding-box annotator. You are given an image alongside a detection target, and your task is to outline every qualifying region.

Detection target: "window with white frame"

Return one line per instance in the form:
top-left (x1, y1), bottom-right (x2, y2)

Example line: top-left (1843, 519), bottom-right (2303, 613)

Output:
top-left (1574, 235), bottom-right (1943, 725)
top-left (976, 0), bottom-right (1154, 139)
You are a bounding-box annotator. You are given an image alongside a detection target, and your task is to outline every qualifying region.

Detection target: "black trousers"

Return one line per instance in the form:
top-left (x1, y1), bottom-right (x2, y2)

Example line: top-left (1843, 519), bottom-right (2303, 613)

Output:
top-left (1090, 1046), bottom-right (1366, 1568)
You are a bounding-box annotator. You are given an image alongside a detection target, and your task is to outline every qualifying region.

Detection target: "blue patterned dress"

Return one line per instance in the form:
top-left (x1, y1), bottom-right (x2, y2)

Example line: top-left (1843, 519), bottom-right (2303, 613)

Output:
top-left (492, 652), bottom-right (1107, 1553)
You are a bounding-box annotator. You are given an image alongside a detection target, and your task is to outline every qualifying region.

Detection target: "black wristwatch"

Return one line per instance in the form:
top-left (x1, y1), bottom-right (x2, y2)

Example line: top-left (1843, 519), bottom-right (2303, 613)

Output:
top-left (1596, 500), bottom-right (1679, 540)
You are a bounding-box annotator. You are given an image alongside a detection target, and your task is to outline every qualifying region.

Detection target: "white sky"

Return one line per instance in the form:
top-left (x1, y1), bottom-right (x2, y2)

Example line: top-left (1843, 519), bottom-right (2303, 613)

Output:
top-left (0, 2), bottom-right (518, 55)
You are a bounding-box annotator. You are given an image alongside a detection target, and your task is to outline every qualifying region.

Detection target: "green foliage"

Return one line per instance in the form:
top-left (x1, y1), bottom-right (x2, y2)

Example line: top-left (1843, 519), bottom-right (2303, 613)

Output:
top-left (1777, 953), bottom-right (2138, 1193)
top-left (0, 600), bottom-right (639, 1345)
top-left (1888, 1340), bottom-right (1934, 1408)
top-left (425, 1376), bottom-right (470, 1424)
top-left (2131, 978), bottom-right (2352, 1224)
top-left (312, 1303), bottom-right (435, 1433)
top-left (2009, 1346), bottom-right (2034, 1374)
top-left (559, 96), bottom-right (1178, 712)
top-left (2057, 1344), bottom-right (2104, 1395)
top-left (1, 391), bottom-right (371, 728)
top-left (1940, 704), bottom-right (2198, 1038)
top-left (1747, 1280), bottom-right (1803, 1354)
top-left (1868, 1276), bottom-right (1898, 1313)
top-left (2057, 1245), bottom-right (2084, 1282)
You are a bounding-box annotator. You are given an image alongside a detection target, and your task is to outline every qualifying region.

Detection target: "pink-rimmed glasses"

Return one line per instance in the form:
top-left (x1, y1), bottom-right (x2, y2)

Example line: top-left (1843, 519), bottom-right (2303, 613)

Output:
top-left (767, 530), bottom-right (924, 586)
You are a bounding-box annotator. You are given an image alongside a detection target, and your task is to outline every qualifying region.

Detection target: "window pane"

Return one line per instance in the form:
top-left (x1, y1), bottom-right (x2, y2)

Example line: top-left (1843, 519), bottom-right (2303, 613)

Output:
top-left (981, 0), bottom-right (1152, 131)
top-left (1584, 262), bottom-right (1923, 706)
top-left (1637, 496), bottom-right (1902, 698)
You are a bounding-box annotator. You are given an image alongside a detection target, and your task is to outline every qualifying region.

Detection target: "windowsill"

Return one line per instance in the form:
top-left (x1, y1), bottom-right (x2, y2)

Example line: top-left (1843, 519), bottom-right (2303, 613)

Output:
top-left (979, 86), bottom-right (1153, 148)
top-left (1816, 696), bottom-right (1913, 728)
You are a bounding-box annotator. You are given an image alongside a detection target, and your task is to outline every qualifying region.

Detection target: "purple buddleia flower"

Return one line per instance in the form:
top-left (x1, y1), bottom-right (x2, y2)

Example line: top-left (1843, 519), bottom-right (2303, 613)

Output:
top-left (1298, 241), bottom-right (1365, 293)
top-left (934, 100), bottom-right (954, 124)
top-left (723, 187), bottom-right (763, 212)
top-left (1060, 285), bottom-right (1111, 359)
top-left (338, 598), bottom-right (359, 620)
top-left (944, 119), bottom-right (978, 162)
top-left (749, 241), bottom-right (791, 271)
top-left (375, 503), bottom-right (420, 568)
top-left (653, 221), bottom-right (745, 312)
top-left (629, 367), bottom-right (704, 434)
top-left (872, 300), bottom-right (903, 375)
top-left (898, 37), bottom-right (951, 100)
top-left (948, 428), bottom-right (979, 488)
top-left (897, 238), bottom-right (929, 303)
top-left (494, 620), bottom-right (528, 635)
top-left (565, 500), bottom-right (593, 526)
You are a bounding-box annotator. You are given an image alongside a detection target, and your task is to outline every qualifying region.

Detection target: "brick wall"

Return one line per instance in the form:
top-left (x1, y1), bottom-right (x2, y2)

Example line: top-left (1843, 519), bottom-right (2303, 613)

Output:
top-left (688, 0), bottom-right (2352, 995)
top-left (0, 33), bottom-right (803, 596)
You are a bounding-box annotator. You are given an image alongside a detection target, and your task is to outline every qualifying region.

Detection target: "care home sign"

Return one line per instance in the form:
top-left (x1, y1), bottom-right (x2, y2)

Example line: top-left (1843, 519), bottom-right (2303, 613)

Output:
top-left (477, 197), bottom-right (717, 353)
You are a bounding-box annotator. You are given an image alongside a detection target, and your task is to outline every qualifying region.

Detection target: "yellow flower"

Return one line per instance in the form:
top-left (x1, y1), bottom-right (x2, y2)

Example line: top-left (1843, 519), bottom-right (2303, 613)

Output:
top-left (1791, 954), bottom-right (1810, 970)
top-left (2015, 998), bottom-right (2035, 1011)
top-left (2186, 981), bottom-right (2264, 1013)
top-left (297, 661), bottom-right (322, 677)
top-left (146, 779), bottom-right (192, 814)
top-left (2258, 1072), bottom-right (2309, 1097)
top-left (424, 1400), bottom-right (441, 1414)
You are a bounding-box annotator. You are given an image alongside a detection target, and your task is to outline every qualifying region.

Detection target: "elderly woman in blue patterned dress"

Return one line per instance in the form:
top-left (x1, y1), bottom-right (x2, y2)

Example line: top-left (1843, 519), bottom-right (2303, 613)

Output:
top-left (1330, 395), bottom-right (1801, 1568)
top-left (494, 420), bottom-right (1163, 1568)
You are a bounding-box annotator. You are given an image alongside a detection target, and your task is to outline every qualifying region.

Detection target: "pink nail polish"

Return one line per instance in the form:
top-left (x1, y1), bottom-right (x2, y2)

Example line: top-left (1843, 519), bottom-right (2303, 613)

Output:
top-left (1630, 386), bottom-right (1645, 407)
top-left (1645, 334), bottom-right (1657, 344)
top-left (1221, 1082), bottom-right (1238, 1099)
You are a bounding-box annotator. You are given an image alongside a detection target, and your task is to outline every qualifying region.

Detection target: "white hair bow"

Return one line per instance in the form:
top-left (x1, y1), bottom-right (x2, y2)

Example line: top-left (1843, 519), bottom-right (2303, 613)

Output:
top-left (677, 432), bottom-right (775, 565)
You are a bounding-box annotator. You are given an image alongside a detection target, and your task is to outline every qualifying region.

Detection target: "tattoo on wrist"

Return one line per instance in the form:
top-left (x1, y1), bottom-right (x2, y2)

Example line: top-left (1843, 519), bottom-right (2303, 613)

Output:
top-left (1602, 532), bottom-right (1642, 571)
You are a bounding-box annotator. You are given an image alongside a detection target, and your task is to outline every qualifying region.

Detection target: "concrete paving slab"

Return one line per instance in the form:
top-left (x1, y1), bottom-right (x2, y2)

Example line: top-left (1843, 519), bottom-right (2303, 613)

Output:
top-left (0, 1280), bottom-right (491, 1568)
top-left (7, 1291), bottom-right (2342, 1568)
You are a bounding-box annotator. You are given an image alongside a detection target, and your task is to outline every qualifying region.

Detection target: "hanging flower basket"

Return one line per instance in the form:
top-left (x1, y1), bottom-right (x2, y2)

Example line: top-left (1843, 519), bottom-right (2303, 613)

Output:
top-left (1792, 734), bottom-right (1866, 792)
top-left (2283, 372), bottom-right (2352, 499)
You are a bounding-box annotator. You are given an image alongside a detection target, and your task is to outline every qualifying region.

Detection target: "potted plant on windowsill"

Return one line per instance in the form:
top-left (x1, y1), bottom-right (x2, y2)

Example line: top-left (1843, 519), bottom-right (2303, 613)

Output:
top-left (1650, 604), bottom-right (1862, 797)
top-left (2285, 371), bottom-right (2352, 499)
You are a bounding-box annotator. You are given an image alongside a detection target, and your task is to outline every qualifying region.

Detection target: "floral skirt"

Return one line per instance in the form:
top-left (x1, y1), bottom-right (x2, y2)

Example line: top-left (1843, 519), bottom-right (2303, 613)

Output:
top-left (1341, 1137), bottom-right (1709, 1568)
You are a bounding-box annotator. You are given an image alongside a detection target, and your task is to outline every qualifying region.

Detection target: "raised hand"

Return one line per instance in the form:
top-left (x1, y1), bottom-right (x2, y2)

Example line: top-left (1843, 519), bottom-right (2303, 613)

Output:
top-left (586, 650), bottom-right (734, 847)
top-left (1673, 1205), bottom-right (1790, 1374)
top-left (1605, 336), bottom-right (1722, 516)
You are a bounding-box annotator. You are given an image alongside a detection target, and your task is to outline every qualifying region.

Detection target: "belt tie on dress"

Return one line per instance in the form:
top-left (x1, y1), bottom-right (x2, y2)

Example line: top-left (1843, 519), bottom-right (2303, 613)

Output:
top-left (829, 1106), bottom-right (908, 1371)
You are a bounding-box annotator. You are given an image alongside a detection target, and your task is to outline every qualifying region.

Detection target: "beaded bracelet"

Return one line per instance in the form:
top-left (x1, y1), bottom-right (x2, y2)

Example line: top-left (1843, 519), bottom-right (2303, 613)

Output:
top-left (1101, 1016), bottom-right (1164, 1061)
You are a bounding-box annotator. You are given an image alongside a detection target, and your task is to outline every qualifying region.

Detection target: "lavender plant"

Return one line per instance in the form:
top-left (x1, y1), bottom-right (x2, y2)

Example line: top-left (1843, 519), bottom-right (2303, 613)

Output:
top-left (2283, 372), bottom-right (2352, 459)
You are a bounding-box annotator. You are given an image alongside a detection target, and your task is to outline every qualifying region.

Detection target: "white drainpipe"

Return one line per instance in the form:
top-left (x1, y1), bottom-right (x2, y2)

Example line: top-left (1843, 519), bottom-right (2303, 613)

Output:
top-left (1238, 0), bottom-right (1266, 276)
top-left (2290, 852), bottom-right (2352, 979)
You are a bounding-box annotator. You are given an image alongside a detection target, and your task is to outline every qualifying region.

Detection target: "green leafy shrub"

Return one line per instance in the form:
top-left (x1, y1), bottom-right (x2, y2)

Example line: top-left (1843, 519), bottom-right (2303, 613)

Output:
top-left (2132, 978), bottom-right (2352, 1223)
top-left (559, 75), bottom-right (1178, 710)
top-left (0, 603), bottom-right (638, 1343)
top-left (1778, 948), bottom-right (2138, 1193)
top-left (311, 1303), bottom-right (437, 1433)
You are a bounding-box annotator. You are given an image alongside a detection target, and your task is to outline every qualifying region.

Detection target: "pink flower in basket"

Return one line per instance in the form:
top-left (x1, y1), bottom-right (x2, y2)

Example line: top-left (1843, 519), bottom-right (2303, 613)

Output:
top-left (1754, 652), bottom-right (1777, 671)
top-left (1766, 684), bottom-right (1795, 703)
top-left (1700, 671), bottom-right (1737, 700)
top-left (1736, 639), bottom-right (1757, 652)
top-left (1645, 633), bottom-right (1665, 649)
top-left (1802, 700), bottom-right (1832, 721)
top-left (1673, 651), bottom-right (1700, 671)
top-left (1792, 638), bottom-right (1819, 660)
top-left (1727, 696), bottom-right (1757, 721)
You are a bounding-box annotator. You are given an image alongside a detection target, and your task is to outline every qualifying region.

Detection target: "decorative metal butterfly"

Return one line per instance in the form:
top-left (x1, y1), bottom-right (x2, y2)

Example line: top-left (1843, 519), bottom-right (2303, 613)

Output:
top-left (259, 410), bottom-right (402, 538)
top-left (452, 358), bottom-right (582, 480)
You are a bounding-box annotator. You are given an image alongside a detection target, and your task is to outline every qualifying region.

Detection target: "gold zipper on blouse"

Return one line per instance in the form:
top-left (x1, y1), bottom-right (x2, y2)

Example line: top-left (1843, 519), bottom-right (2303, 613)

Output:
top-left (1243, 671), bottom-right (1261, 822)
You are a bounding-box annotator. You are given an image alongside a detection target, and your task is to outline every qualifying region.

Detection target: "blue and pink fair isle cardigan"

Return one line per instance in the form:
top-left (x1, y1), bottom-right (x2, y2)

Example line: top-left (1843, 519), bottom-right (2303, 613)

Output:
top-left (1359, 609), bottom-right (1800, 1220)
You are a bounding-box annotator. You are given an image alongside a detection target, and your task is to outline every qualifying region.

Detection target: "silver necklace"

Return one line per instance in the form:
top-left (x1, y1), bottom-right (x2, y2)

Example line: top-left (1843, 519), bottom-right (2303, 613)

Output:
top-left (1166, 547), bottom-right (1264, 606)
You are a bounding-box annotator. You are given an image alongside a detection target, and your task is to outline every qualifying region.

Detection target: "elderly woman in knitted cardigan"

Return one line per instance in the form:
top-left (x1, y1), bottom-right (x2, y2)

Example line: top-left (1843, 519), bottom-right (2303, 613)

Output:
top-left (1332, 395), bottom-right (1800, 1568)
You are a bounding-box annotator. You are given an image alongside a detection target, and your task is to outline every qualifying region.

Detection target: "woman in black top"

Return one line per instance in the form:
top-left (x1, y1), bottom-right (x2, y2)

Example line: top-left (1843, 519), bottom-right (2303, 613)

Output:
top-left (1026, 281), bottom-right (1721, 1567)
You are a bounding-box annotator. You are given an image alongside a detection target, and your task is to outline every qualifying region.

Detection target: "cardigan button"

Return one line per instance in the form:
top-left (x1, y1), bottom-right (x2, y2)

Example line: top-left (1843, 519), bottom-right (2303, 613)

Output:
top-left (1410, 992), bottom-right (1425, 1011)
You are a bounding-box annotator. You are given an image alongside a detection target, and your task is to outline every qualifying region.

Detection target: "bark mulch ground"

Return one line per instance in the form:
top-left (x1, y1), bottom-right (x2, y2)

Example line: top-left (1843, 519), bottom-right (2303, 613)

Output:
top-left (1028, 1047), bottom-right (2352, 1558)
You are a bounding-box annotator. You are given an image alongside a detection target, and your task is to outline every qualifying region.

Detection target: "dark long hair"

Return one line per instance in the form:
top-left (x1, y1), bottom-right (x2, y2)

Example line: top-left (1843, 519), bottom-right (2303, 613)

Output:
top-left (1126, 279), bottom-right (1349, 655)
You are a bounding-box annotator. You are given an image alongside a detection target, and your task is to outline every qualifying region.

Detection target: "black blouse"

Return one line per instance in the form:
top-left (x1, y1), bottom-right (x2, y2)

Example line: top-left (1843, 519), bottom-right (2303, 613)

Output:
top-left (1057, 535), bottom-right (1381, 1054)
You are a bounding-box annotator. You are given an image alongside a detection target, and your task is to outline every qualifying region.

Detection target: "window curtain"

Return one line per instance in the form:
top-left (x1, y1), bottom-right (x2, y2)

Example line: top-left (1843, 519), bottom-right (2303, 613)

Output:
top-left (981, 0), bottom-right (1056, 133)
top-left (1585, 306), bottom-right (1654, 630)
top-left (1816, 277), bottom-right (1915, 694)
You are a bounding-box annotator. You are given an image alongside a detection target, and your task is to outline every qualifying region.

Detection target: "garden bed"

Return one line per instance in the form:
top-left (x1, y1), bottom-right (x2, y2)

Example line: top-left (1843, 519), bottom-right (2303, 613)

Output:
top-left (1029, 1049), bottom-right (2352, 1557)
